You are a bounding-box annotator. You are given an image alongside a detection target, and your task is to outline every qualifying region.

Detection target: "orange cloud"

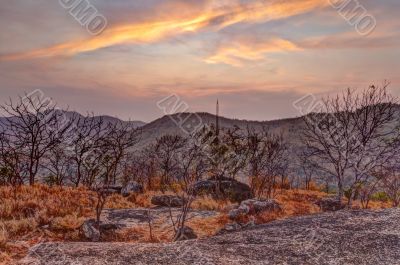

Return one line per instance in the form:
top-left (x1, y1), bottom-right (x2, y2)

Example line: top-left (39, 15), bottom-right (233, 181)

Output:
top-left (205, 38), bottom-right (301, 66)
top-left (0, 0), bottom-right (327, 61)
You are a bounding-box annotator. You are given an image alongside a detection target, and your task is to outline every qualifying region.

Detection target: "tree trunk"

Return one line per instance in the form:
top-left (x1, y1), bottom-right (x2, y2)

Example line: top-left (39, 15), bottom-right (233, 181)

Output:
top-left (337, 179), bottom-right (344, 203)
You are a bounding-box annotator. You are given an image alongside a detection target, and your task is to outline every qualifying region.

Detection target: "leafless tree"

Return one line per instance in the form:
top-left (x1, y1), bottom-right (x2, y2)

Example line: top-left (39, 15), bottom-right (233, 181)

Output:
top-left (246, 128), bottom-right (287, 198)
top-left (68, 114), bottom-right (105, 187)
top-left (0, 93), bottom-right (74, 185)
top-left (154, 134), bottom-right (186, 190)
top-left (301, 84), bottom-right (398, 203)
top-left (101, 121), bottom-right (141, 185)
top-left (42, 143), bottom-right (73, 186)
top-left (0, 132), bottom-right (27, 186)
top-left (380, 167), bottom-right (400, 207)
top-left (123, 146), bottom-right (157, 189)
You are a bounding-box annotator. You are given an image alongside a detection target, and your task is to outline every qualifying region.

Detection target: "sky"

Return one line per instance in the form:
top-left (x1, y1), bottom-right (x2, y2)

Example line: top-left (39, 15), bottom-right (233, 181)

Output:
top-left (0, 0), bottom-right (399, 122)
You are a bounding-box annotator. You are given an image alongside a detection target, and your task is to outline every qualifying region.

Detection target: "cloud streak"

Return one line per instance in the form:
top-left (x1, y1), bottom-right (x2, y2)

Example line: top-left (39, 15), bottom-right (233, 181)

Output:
top-left (0, 0), bottom-right (327, 61)
top-left (205, 37), bottom-right (300, 66)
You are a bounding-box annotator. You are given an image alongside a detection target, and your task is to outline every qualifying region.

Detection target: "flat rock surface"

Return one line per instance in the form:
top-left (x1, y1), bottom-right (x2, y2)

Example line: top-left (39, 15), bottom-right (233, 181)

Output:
top-left (101, 208), bottom-right (218, 228)
top-left (20, 209), bottom-right (400, 265)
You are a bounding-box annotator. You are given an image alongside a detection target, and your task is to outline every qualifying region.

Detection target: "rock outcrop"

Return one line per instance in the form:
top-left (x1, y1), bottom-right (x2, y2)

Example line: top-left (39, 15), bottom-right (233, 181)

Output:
top-left (228, 199), bottom-right (283, 220)
top-left (20, 209), bottom-right (400, 265)
top-left (151, 195), bottom-right (186, 207)
top-left (174, 226), bottom-right (198, 241)
top-left (121, 181), bottom-right (144, 197)
top-left (316, 197), bottom-right (346, 212)
top-left (191, 177), bottom-right (254, 203)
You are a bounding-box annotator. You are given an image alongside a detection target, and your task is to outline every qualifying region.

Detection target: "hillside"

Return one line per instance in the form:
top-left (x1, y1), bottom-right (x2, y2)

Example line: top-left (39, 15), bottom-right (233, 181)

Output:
top-left (19, 208), bottom-right (400, 265)
top-left (138, 112), bottom-right (304, 148)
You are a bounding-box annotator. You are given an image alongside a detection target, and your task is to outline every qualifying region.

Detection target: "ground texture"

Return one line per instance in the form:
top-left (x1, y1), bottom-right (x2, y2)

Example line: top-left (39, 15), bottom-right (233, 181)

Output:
top-left (19, 209), bottom-right (400, 265)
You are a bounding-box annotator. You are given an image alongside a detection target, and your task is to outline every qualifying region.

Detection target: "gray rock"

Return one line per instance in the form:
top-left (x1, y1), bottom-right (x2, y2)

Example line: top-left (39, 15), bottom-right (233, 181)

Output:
top-left (121, 181), bottom-right (144, 197)
top-left (191, 176), bottom-right (254, 203)
top-left (216, 222), bottom-right (242, 235)
top-left (229, 199), bottom-right (282, 220)
top-left (97, 185), bottom-right (122, 195)
top-left (316, 197), bottom-right (346, 212)
top-left (151, 195), bottom-right (185, 207)
top-left (22, 209), bottom-right (400, 264)
top-left (174, 226), bottom-right (198, 241)
top-left (80, 219), bottom-right (100, 242)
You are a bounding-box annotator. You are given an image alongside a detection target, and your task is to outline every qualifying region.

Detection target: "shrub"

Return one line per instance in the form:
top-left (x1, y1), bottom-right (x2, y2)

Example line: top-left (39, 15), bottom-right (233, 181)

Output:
top-left (371, 192), bottom-right (390, 202)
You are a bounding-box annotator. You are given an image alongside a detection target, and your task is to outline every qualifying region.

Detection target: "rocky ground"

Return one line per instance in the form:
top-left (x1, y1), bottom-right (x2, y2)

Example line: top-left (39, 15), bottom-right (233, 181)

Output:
top-left (101, 207), bottom-right (218, 228)
top-left (19, 208), bottom-right (400, 265)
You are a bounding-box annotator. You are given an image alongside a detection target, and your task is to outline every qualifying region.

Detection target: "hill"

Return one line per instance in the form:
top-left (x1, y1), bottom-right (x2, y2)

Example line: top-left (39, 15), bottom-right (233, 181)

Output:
top-left (138, 112), bottom-right (304, 148)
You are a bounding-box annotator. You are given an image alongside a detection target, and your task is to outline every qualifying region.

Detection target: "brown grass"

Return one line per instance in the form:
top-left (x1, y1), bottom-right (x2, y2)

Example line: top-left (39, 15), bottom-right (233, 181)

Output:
top-left (0, 184), bottom-right (394, 264)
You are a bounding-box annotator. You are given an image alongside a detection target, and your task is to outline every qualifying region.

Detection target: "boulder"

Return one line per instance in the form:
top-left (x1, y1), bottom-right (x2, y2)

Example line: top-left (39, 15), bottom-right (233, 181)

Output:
top-left (151, 195), bottom-right (185, 207)
top-left (81, 219), bottom-right (100, 242)
top-left (174, 226), bottom-right (198, 241)
top-left (121, 181), bottom-right (144, 197)
top-left (229, 199), bottom-right (283, 220)
top-left (191, 176), bottom-right (253, 203)
top-left (316, 197), bottom-right (346, 212)
top-left (216, 220), bottom-right (256, 235)
top-left (80, 219), bottom-right (121, 242)
top-left (215, 222), bottom-right (242, 235)
top-left (98, 185), bottom-right (122, 195)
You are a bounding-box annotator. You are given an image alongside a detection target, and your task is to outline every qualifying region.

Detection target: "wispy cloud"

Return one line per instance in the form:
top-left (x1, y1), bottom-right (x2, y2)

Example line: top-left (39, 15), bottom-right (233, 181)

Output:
top-left (0, 0), bottom-right (327, 61)
top-left (205, 37), bottom-right (300, 66)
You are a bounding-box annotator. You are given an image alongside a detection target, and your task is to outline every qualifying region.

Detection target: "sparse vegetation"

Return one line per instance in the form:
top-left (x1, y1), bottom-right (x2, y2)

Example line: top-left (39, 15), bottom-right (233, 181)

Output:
top-left (0, 85), bottom-right (399, 264)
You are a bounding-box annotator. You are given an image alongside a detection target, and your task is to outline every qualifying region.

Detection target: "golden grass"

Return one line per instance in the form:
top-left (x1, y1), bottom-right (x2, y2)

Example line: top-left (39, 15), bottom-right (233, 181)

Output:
top-left (0, 184), bottom-right (395, 264)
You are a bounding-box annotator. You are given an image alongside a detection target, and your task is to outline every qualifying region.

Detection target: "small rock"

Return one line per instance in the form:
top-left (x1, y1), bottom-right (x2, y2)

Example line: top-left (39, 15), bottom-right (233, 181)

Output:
top-left (174, 226), bottom-right (197, 241)
top-left (98, 186), bottom-right (122, 195)
top-left (216, 222), bottom-right (242, 235)
top-left (216, 221), bottom-right (256, 235)
top-left (228, 199), bottom-right (282, 220)
top-left (316, 197), bottom-right (346, 212)
top-left (81, 219), bottom-right (100, 242)
top-left (121, 181), bottom-right (144, 197)
top-left (151, 195), bottom-right (185, 207)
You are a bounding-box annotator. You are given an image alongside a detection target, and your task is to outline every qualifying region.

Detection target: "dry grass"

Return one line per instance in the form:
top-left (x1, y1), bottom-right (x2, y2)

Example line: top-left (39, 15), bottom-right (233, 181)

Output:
top-left (0, 184), bottom-right (395, 264)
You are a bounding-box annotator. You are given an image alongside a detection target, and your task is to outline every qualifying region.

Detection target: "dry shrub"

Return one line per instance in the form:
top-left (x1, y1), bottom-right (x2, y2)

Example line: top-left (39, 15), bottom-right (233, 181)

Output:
top-left (0, 252), bottom-right (12, 265)
top-left (188, 214), bottom-right (229, 237)
top-left (3, 218), bottom-right (38, 236)
top-left (51, 214), bottom-right (85, 231)
top-left (133, 190), bottom-right (176, 208)
top-left (0, 184), bottom-right (138, 263)
top-left (191, 196), bottom-right (235, 211)
top-left (105, 194), bottom-right (135, 209)
top-left (0, 225), bottom-right (8, 250)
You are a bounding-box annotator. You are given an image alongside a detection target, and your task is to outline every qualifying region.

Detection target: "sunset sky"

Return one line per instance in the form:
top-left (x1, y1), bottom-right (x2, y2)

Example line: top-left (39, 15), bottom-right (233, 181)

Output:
top-left (0, 0), bottom-right (399, 122)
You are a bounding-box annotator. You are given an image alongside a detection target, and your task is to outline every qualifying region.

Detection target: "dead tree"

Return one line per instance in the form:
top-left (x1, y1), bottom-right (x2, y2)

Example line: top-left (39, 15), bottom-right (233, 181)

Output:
top-left (154, 134), bottom-right (186, 190)
top-left (0, 93), bottom-right (74, 185)
top-left (101, 121), bottom-right (141, 185)
top-left (246, 128), bottom-right (287, 198)
top-left (301, 84), bottom-right (398, 203)
top-left (68, 113), bottom-right (105, 187)
top-left (42, 143), bottom-right (73, 186)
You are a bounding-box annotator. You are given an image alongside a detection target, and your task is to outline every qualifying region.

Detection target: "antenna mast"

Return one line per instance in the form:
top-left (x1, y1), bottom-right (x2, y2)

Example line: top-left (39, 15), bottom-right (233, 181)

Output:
top-left (216, 99), bottom-right (220, 136)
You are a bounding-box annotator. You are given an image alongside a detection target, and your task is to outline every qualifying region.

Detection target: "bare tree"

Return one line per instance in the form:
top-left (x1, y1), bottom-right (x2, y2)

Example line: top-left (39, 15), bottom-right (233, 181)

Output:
top-left (246, 128), bottom-right (287, 198)
top-left (123, 146), bottom-right (157, 189)
top-left (42, 143), bottom-right (73, 186)
top-left (301, 84), bottom-right (398, 203)
top-left (0, 93), bottom-right (74, 185)
top-left (0, 132), bottom-right (27, 186)
top-left (380, 168), bottom-right (400, 207)
top-left (101, 121), bottom-right (141, 185)
top-left (154, 134), bottom-right (186, 190)
top-left (68, 114), bottom-right (105, 187)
